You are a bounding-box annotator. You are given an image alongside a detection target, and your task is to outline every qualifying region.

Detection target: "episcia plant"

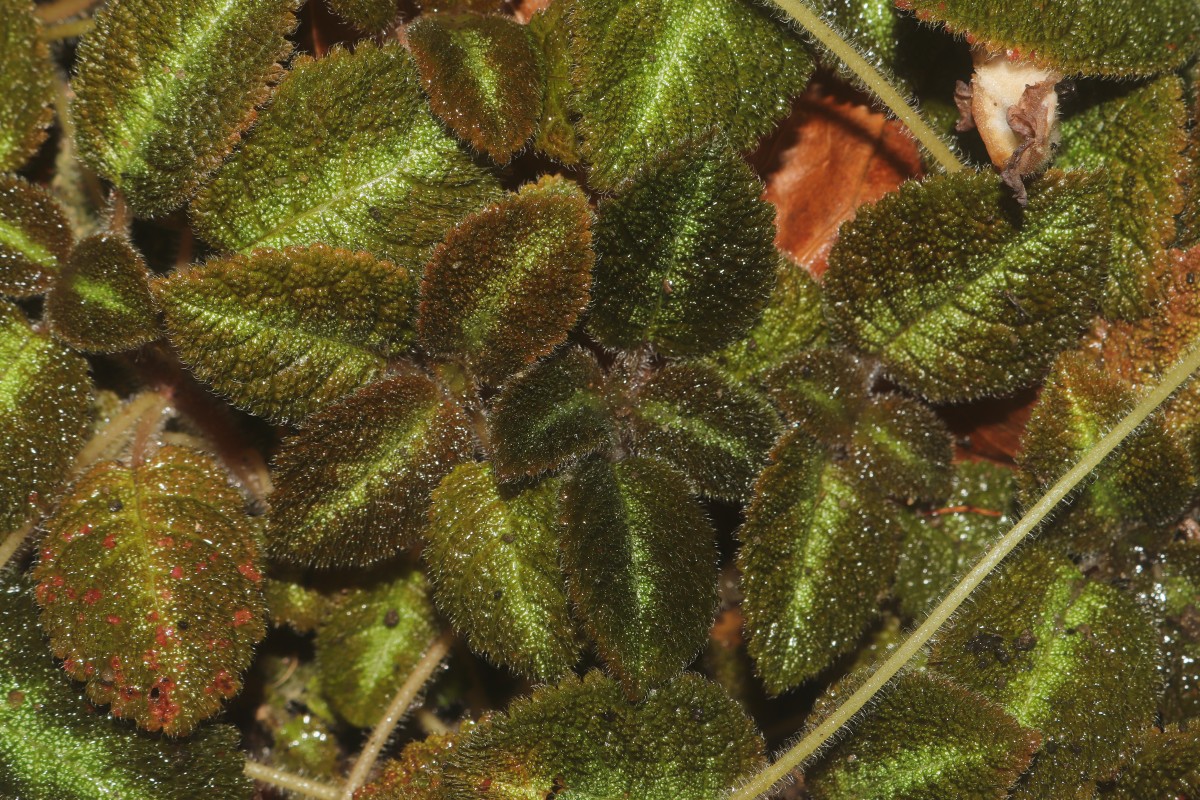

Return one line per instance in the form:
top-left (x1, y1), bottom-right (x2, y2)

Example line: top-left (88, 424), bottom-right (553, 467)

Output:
top-left (5, 0), bottom-right (1200, 797)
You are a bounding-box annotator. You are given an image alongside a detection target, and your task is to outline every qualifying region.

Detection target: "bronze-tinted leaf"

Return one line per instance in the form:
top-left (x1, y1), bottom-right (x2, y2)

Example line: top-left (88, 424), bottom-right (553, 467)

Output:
top-left (1099, 729), bottom-right (1200, 799)
top-left (848, 393), bottom-right (953, 503)
top-left (527, 2), bottom-right (580, 164)
top-left (327, 0), bottom-right (398, 31)
top-left (33, 446), bottom-right (266, 736)
top-left (761, 347), bottom-right (871, 443)
top-left (268, 374), bottom-right (475, 567)
top-left (0, 0), bottom-right (53, 172)
top-left (0, 176), bottom-right (72, 297)
top-left (1130, 541), bottom-right (1200, 726)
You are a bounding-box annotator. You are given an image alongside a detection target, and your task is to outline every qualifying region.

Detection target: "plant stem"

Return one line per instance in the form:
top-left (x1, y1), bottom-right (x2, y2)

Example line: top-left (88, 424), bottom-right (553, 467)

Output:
top-left (727, 340), bottom-right (1200, 800)
top-left (244, 760), bottom-right (342, 800)
top-left (765, 0), bottom-right (964, 173)
top-left (339, 631), bottom-right (455, 799)
top-left (35, 0), bottom-right (99, 24)
top-left (40, 17), bottom-right (93, 40)
top-left (73, 391), bottom-right (171, 477)
top-left (0, 519), bottom-right (38, 572)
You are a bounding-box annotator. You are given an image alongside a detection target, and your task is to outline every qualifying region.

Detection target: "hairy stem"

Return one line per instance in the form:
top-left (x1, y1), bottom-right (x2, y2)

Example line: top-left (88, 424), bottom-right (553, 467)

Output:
top-left (765, 0), bottom-right (964, 173)
top-left (728, 340), bottom-right (1200, 800)
top-left (40, 17), bottom-right (94, 40)
top-left (0, 518), bottom-right (38, 572)
top-left (34, 0), bottom-right (99, 24)
top-left (73, 391), bottom-right (171, 477)
top-left (339, 631), bottom-right (455, 799)
top-left (244, 760), bottom-right (342, 800)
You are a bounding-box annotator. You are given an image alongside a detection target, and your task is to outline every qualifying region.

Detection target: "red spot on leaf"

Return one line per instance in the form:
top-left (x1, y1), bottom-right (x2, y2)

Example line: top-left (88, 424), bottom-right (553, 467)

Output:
top-left (237, 562), bottom-right (262, 582)
top-left (82, 588), bottom-right (101, 605)
top-left (102, 533), bottom-right (117, 549)
top-left (106, 614), bottom-right (122, 625)
top-left (232, 608), bottom-right (254, 627)
top-left (169, 565), bottom-right (183, 579)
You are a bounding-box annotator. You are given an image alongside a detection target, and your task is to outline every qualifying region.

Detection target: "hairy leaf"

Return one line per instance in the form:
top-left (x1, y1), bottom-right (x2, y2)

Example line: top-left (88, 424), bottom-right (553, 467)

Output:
top-left (0, 176), bottom-right (72, 297)
top-left (314, 570), bottom-right (439, 728)
top-left (807, 672), bottom-right (1039, 800)
top-left (409, 13), bottom-right (544, 162)
top-left (426, 462), bottom-right (577, 680)
top-left (444, 671), bottom-right (765, 799)
top-left (568, 0), bottom-right (813, 189)
top-left (327, 0), bottom-right (398, 30)
top-left (268, 374), bottom-right (475, 567)
top-left (848, 393), bottom-right (953, 503)
top-left (418, 177), bottom-right (592, 384)
top-left (33, 446), bottom-right (266, 736)
top-left (157, 245), bottom-right (418, 423)
top-left (824, 170), bottom-right (1108, 403)
top-left (931, 548), bottom-right (1161, 798)
top-left (0, 582), bottom-right (251, 800)
top-left (47, 234), bottom-right (158, 353)
top-left (357, 732), bottom-right (459, 799)
top-left (562, 457), bottom-right (717, 695)
top-left (739, 430), bottom-right (902, 692)
top-left (1131, 542), bottom-right (1200, 725)
top-left (1100, 729), bottom-right (1200, 799)
top-left (761, 347), bottom-right (871, 443)
top-left (191, 42), bottom-right (500, 269)
top-left (488, 347), bottom-right (616, 481)
top-left (0, 0), bottom-right (53, 172)
top-left (71, 0), bottom-right (299, 216)
top-left (257, 654), bottom-right (340, 780)
top-left (1057, 76), bottom-right (1187, 318)
top-left (627, 362), bottom-right (782, 502)
top-left (904, 0), bottom-right (1200, 77)
top-left (589, 137), bottom-right (777, 356)
top-left (528, 2), bottom-right (580, 164)
top-left (0, 302), bottom-right (91, 535)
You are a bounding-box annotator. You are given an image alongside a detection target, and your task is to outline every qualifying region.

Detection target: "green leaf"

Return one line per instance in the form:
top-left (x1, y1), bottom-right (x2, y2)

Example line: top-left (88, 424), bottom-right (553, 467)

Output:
top-left (626, 362), bottom-right (782, 502)
top-left (327, 0), bottom-right (398, 30)
top-left (157, 244), bottom-right (418, 423)
top-left (1130, 541), bottom-right (1200, 725)
top-left (1099, 729), bottom-right (1200, 799)
top-left (848, 393), bottom-right (953, 503)
top-left (930, 548), bottom-right (1161, 798)
top-left (904, 0), bottom-right (1200, 77)
top-left (408, 13), bottom-right (544, 163)
top-left (257, 654), bottom-right (341, 780)
top-left (1017, 351), bottom-right (1196, 551)
top-left (358, 732), bottom-right (459, 799)
top-left (426, 462), bottom-right (577, 680)
top-left (191, 42), bottom-right (501, 269)
top-left (268, 374), bottom-right (475, 567)
top-left (0, 582), bottom-right (251, 800)
top-left (0, 301), bottom-right (91, 535)
top-left (32, 446), bottom-right (266, 736)
top-left (894, 461), bottom-right (1015, 619)
top-left (488, 347), bottom-right (617, 481)
top-left (589, 137), bottom-right (777, 357)
top-left (528, 2), bottom-right (581, 165)
top-left (0, 175), bottom-right (72, 297)
top-left (824, 170), bottom-right (1109, 403)
top-left (314, 569), bottom-right (439, 728)
top-left (418, 177), bottom-right (593, 385)
top-left (568, 0), bottom-right (813, 189)
top-left (1057, 76), bottom-right (1188, 319)
top-left (738, 430), bottom-right (902, 692)
top-left (0, 0), bottom-right (53, 172)
top-left (46, 233), bottom-right (158, 353)
top-left (444, 671), bottom-right (765, 799)
top-left (715, 255), bottom-right (828, 381)
top-left (761, 347), bottom-right (871, 443)
top-left (562, 457), bottom-right (717, 695)
top-left (71, 0), bottom-right (299, 216)
top-left (807, 672), bottom-right (1039, 800)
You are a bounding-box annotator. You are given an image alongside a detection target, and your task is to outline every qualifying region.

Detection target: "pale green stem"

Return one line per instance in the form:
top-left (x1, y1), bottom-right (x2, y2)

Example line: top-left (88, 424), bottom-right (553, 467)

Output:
top-left (765, 0), bottom-right (964, 173)
top-left (339, 631), bottom-right (455, 799)
top-left (0, 519), bottom-right (38, 571)
top-left (35, 0), bottom-right (98, 24)
top-left (728, 340), bottom-right (1200, 800)
top-left (40, 17), bottom-right (93, 40)
top-left (72, 391), bottom-right (171, 477)
top-left (244, 760), bottom-right (341, 800)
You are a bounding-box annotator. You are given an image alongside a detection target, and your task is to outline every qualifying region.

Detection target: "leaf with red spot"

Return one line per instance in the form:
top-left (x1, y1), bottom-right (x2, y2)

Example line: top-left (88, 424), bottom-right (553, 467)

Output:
top-left (33, 446), bottom-right (266, 736)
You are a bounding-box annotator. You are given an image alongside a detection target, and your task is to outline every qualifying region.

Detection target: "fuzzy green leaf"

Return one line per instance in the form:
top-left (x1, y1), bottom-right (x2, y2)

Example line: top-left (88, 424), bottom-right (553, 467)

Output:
top-left (314, 569), bottom-right (439, 728)
top-left (589, 137), bottom-right (777, 356)
top-left (157, 244), bottom-right (418, 423)
top-left (848, 393), bottom-right (953, 503)
top-left (0, 0), bottom-right (53, 172)
top-left (444, 671), bottom-right (765, 799)
top-left (268, 374), bottom-right (475, 567)
top-left (562, 457), bottom-right (717, 694)
top-left (568, 0), bottom-right (813, 189)
top-left (904, 0), bottom-right (1200, 77)
top-left (528, 2), bottom-right (581, 165)
top-left (71, 0), bottom-right (299, 216)
top-left (426, 462), bottom-right (577, 680)
top-left (627, 362), bottom-right (782, 502)
top-left (824, 170), bottom-right (1108, 403)
top-left (739, 430), bottom-right (902, 692)
top-left (1130, 541), bottom-right (1200, 725)
top-left (1099, 729), bottom-right (1200, 799)
top-left (1057, 77), bottom-right (1188, 319)
top-left (930, 548), bottom-right (1161, 798)
top-left (191, 42), bottom-right (500, 269)
top-left (33, 446), bottom-right (266, 736)
top-left (761, 347), bottom-right (871, 443)
top-left (47, 233), bottom-right (158, 353)
top-left (327, 0), bottom-right (398, 31)
top-left (418, 177), bottom-right (592, 384)
top-left (0, 176), bottom-right (72, 297)
top-left (807, 672), bottom-right (1039, 800)
top-left (715, 255), bottom-right (828, 381)
top-left (0, 582), bottom-right (251, 800)
top-left (409, 13), bottom-right (544, 163)
top-left (0, 301), bottom-right (91, 535)
top-left (488, 347), bottom-right (617, 481)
